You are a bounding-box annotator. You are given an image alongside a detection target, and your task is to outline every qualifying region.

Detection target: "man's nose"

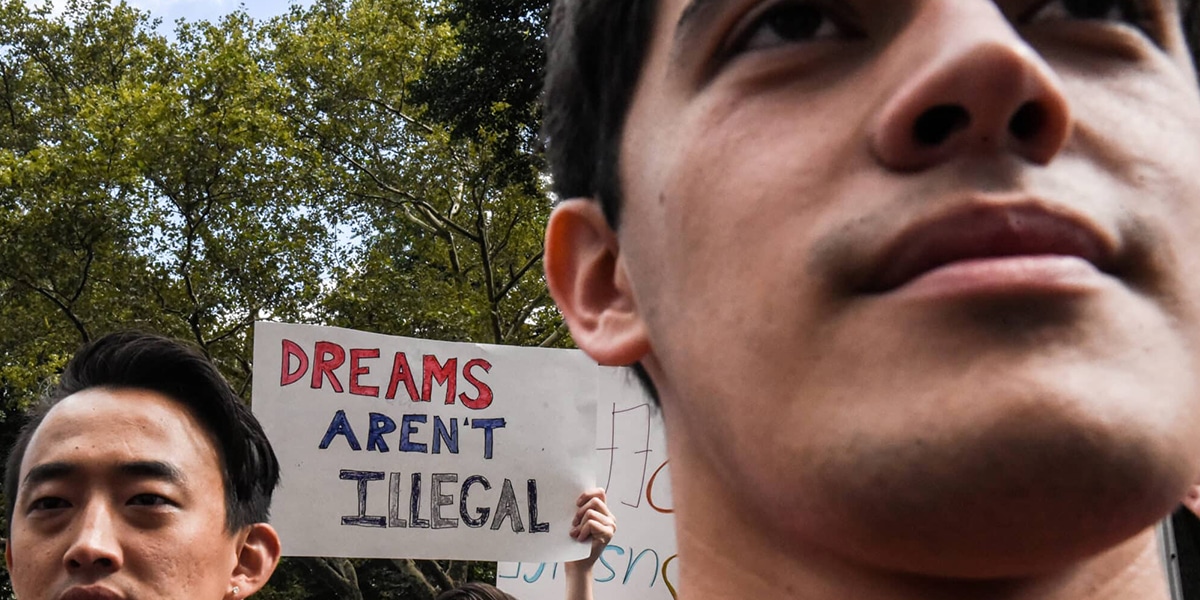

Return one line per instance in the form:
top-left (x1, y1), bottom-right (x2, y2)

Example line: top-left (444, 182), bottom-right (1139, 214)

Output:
top-left (870, 7), bottom-right (1073, 172)
top-left (62, 502), bottom-right (123, 574)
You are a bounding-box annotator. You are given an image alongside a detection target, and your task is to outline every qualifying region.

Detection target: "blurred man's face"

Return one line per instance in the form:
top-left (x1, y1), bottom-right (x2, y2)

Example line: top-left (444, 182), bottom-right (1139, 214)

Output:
top-left (572, 0), bottom-right (1200, 578)
top-left (6, 388), bottom-right (243, 600)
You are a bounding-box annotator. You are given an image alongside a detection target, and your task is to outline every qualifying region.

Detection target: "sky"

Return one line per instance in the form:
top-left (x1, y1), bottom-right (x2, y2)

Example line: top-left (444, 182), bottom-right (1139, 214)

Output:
top-left (26, 0), bottom-right (312, 27)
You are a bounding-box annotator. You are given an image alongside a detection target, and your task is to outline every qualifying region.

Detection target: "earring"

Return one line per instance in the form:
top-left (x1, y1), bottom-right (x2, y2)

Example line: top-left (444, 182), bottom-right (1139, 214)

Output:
top-left (231, 585), bottom-right (240, 599)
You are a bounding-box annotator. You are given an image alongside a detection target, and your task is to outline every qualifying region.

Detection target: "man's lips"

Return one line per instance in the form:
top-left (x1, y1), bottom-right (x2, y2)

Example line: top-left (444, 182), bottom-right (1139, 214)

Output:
top-left (59, 585), bottom-right (125, 600)
top-left (863, 203), bottom-right (1116, 294)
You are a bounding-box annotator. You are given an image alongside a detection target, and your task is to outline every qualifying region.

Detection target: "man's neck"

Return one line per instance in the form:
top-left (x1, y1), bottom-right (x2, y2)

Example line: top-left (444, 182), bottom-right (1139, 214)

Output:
top-left (674, 520), bottom-right (1168, 600)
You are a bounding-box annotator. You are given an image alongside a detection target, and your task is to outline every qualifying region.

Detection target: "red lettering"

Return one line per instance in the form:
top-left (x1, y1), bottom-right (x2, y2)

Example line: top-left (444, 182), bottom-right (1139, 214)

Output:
top-left (459, 358), bottom-right (493, 409)
top-left (421, 355), bottom-right (458, 404)
top-left (349, 348), bottom-right (381, 397)
top-left (385, 352), bottom-right (420, 402)
top-left (280, 339), bottom-right (309, 386)
top-left (311, 341), bottom-right (346, 392)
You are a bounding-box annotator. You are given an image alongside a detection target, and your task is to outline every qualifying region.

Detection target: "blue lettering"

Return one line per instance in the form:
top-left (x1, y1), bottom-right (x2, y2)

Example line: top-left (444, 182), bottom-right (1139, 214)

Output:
top-left (523, 562), bottom-right (547, 584)
top-left (339, 470), bottom-right (384, 527)
top-left (367, 412), bottom-right (396, 452)
top-left (624, 548), bottom-right (661, 587)
top-left (471, 418), bottom-right (506, 459)
top-left (596, 546), bottom-right (623, 583)
top-left (400, 414), bottom-right (429, 453)
top-left (319, 410), bottom-right (361, 451)
top-left (433, 416), bottom-right (459, 454)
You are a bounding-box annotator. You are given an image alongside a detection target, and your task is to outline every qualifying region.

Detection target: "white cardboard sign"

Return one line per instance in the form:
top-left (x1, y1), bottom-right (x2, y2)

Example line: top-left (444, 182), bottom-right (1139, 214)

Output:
top-left (499, 370), bottom-right (679, 600)
top-left (252, 322), bottom-right (597, 561)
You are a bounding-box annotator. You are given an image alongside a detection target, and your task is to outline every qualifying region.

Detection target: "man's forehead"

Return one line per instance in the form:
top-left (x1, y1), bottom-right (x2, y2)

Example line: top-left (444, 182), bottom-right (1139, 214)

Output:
top-left (32, 388), bottom-right (187, 441)
top-left (21, 387), bottom-right (218, 479)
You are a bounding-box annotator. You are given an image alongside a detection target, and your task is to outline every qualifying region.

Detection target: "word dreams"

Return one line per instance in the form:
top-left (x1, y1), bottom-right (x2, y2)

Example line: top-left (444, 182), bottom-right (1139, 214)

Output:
top-left (281, 339), bottom-right (494, 409)
top-left (341, 470), bottom-right (549, 534)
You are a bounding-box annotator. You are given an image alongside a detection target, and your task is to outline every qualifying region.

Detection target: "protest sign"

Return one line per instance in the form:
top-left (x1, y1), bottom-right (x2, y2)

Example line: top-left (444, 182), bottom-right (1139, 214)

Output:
top-left (252, 322), bottom-right (598, 561)
top-left (499, 370), bottom-right (679, 600)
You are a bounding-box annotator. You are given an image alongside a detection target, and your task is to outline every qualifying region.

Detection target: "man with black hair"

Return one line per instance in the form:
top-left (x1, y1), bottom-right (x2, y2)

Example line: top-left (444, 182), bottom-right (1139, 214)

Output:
top-left (543, 0), bottom-right (1200, 598)
top-left (4, 331), bottom-right (282, 599)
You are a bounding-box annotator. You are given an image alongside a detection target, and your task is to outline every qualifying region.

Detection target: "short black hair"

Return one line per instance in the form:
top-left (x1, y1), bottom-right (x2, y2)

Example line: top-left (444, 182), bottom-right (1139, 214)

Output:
top-left (542, 0), bottom-right (1200, 403)
top-left (543, 0), bottom-right (658, 229)
top-left (4, 331), bottom-right (281, 534)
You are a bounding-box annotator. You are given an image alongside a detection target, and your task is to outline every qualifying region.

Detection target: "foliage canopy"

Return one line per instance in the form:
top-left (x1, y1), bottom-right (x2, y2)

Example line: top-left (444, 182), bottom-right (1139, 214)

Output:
top-left (0, 0), bottom-right (555, 596)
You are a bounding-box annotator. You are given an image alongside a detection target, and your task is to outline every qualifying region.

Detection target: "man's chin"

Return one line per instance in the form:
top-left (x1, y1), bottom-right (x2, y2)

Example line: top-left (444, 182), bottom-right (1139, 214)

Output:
top-left (788, 409), bottom-right (1196, 579)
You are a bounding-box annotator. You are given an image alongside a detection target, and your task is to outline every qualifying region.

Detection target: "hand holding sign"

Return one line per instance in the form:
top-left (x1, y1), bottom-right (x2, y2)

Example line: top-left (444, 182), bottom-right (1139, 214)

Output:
top-left (570, 488), bottom-right (617, 566)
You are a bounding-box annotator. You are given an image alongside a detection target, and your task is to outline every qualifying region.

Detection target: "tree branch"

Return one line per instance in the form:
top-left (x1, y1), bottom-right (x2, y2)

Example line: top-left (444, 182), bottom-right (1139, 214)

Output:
top-left (419, 559), bottom-right (456, 592)
top-left (538, 323), bottom-right (569, 348)
top-left (390, 559), bottom-right (437, 600)
top-left (334, 147), bottom-right (479, 241)
top-left (504, 291), bottom-right (548, 342)
top-left (496, 250), bottom-right (544, 302)
top-left (300, 557), bottom-right (364, 600)
top-left (357, 96), bottom-right (436, 134)
top-left (16, 279), bottom-right (90, 344)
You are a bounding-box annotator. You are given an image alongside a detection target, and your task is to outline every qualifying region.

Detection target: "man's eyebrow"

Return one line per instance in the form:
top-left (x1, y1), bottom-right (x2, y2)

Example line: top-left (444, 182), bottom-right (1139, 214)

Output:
top-left (21, 460), bottom-right (187, 489)
top-left (22, 462), bottom-right (76, 488)
top-left (116, 460), bottom-right (187, 484)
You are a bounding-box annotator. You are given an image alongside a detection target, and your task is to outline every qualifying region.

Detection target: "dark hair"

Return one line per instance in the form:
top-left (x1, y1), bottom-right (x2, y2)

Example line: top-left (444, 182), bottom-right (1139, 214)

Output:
top-left (4, 331), bottom-right (281, 534)
top-left (436, 582), bottom-right (518, 600)
top-left (542, 0), bottom-right (1200, 403)
top-left (542, 0), bottom-right (659, 228)
top-left (542, 0), bottom-right (661, 400)
top-left (1185, 1), bottom-right (1200, 68)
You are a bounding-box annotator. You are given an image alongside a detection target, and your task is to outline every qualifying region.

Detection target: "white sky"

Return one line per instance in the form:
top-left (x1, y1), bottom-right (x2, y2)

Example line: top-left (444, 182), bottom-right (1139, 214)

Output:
top-left (24, 0), bottom-right (311, 26)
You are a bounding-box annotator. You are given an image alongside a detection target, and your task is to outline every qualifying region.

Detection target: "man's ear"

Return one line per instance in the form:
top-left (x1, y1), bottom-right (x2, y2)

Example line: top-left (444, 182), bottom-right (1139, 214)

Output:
top-left (545, 199), bottom-right (650, 366)
top-left (229, 523), bottom-right (281, 598)
top-left (1184, 483), bottom-right (1200, 515)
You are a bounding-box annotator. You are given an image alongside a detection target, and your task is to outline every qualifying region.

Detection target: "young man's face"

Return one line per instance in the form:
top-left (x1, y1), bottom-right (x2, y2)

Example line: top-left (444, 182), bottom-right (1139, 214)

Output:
top-left (6, 388), bottom-right (246, 600)
top-left (550, 0), bottom-right (1200, 579)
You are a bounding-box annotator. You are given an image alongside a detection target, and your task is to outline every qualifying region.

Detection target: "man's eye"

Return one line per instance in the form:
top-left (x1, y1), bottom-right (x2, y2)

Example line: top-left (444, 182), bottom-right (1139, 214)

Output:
top-left (732, 2), bottom-right (847, 53)
top-left (128, 494), bottom-right (171, 507)
top-left (28, 497), bottom-right (70, 512)
top-left (1025, 0), bottom-right (1155, 29)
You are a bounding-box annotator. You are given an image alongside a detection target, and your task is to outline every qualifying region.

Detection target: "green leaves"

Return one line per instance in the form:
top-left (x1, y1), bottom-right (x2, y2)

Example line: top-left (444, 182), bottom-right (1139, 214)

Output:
top-left (0, 0), bottom-right (559, 596)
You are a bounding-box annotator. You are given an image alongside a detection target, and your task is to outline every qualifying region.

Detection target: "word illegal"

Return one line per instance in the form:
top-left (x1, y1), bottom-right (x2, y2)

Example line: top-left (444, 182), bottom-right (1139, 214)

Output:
top-left (340, 470), bottom-right (550, 534)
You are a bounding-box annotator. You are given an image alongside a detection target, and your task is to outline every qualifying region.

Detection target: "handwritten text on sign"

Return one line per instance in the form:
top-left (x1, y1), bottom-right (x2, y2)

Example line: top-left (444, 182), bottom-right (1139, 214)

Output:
top-left (499, 371), bottom-right (679, 600)
top-left (253, 322), bottom-right (597, 561)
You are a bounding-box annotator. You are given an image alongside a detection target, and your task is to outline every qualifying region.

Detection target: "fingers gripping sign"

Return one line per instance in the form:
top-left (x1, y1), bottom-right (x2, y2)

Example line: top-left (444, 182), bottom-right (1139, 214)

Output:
top-left (565, 488), bottom-right (618, 600)
top-left (571, 488), bottom-right (617, 564)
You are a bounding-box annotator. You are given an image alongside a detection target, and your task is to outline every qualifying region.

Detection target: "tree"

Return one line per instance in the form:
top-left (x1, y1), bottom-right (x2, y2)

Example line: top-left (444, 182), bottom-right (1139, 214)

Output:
top-left (0, 0), bottom-right (558, 597)
top-left (410, 0), bottom-right (549, 194)
top-left (268, 0), bottom-right (561, 351)
top-left (0, 0), bottom-right (165, 410)
top-left (0, 0), bottom-right (339, 402)
top-left (0, 3), bottom-right (339, 590)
